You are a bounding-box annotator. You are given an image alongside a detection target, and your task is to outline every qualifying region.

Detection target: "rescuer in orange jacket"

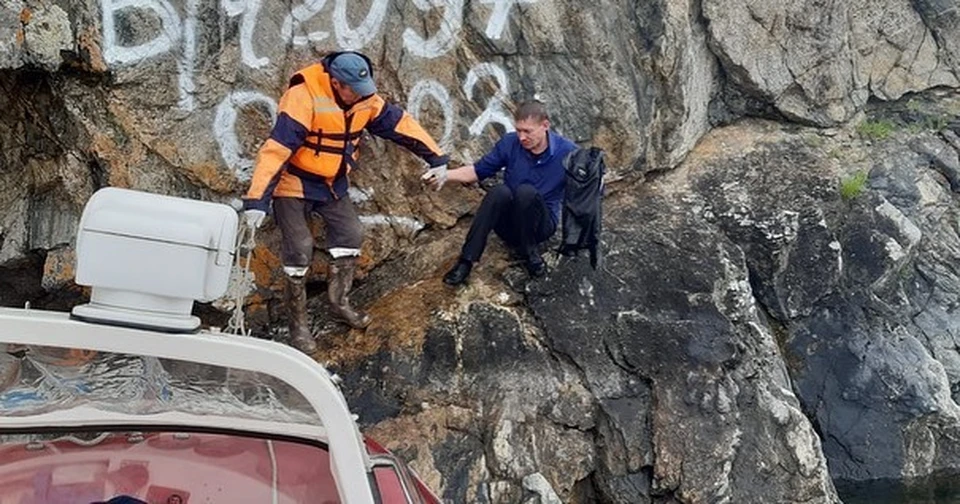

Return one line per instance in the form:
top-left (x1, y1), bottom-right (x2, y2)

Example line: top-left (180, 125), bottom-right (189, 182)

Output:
top-left (241, 51), bottom-right (449, 354)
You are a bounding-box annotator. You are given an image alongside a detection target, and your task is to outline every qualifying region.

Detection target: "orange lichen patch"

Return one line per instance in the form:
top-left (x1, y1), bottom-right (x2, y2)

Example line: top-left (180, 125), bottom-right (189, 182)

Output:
top-left (19, 8), bottom-right (31, 24)
top-left (315, 259), bottom-right (333, 279)
top-left (317, 326), bottom-right (384, 364)
top-left (321, 278), bottom-right (453, 365)
top-left (246, 291), bottom-right (266, 305)
top-left (247, 244), bottom-right (283, 291)
top-left (242, 229), bottom-right (332, 293)
top-left (591, 122), bottom-right (636, 174)
top-left (683, 129), bottom-right (726, 162)
top-left (686, 120), bottom-right (781, 166)
top-left (371, 279), bottom-right (450, 352)
top-left (78, 27), bottom-right (108, 72)
top-left (88, 132), bottom-right (135, 188)
top-left (355, 251), bottom-right (375, 274)
top-left (244, 298), bottom-right (269, 319)
top-left (42, 247), bottom-right (77, 292)
top-left (234, 291), bottom-right (269, 316)
top-left (148, 139), bottom-right (181, 164)
top-left (180, 162), bottom-right (238, 193)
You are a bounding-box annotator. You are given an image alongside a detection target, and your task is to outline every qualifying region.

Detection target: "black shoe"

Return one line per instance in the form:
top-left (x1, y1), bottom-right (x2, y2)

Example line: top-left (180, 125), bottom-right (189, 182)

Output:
top-left (444, 259), bottom-right (472, 286)
top-left (526, 255), bottom-right (546, 278)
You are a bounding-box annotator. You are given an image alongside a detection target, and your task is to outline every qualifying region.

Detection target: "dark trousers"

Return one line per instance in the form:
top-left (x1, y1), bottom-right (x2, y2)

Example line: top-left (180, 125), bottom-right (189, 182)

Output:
top-left (461, 184), bottom-right (555, 263)
top-left (273, 196), bottom-right (363, 267)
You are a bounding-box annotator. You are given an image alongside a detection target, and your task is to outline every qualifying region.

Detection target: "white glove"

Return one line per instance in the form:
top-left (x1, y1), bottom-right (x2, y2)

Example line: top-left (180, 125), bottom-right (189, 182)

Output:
top-left (421, 164), bottom-right (448, 191)
top-left (243, 209), bottom-right (266, 229)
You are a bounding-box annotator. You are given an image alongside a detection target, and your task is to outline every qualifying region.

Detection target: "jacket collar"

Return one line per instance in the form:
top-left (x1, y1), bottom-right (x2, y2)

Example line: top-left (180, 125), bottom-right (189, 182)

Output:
top-left (529, 130), bottom-right (556, 159)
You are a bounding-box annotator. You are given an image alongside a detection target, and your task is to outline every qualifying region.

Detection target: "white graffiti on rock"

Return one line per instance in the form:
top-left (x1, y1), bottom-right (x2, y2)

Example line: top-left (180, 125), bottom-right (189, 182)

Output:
top-left (402, 0), bottom-right (464, 59)
top-left (100, 0), bottom-right (538, 228)
top-left (464, 62), bottom-right (515, 136)
top-left (214, 91), bottom-right (277, 182)
top-left (408, 79), bottom-right (455, 153)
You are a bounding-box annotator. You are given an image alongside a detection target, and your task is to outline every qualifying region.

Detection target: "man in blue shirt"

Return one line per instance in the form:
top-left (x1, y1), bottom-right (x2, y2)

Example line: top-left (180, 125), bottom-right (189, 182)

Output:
top-left (422, 101), bottom-right (578, 285)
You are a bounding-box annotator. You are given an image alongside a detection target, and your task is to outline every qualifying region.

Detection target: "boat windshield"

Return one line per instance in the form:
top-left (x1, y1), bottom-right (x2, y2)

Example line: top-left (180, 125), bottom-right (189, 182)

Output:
top-left (0, 429), bottom-right (341, 503)
top-left (0, 344), bottom-right (342, 503)
top-left (0, 343), bottom-right (319, 426)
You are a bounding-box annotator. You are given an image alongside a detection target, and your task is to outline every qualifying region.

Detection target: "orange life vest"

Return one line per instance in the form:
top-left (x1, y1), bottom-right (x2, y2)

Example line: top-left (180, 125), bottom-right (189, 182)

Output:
top-left (287, 63), bottom-right (386, 184)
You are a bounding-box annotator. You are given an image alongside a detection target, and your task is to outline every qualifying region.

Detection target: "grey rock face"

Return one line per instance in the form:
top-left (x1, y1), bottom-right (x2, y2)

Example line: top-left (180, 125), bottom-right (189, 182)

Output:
top-left (703, 0), bottom-right (863, 125)
top-left (1, 0), bottom-right (73, 71)
top-left (22, 3), bottom-right (71, 70)
top-left (704, 0), bottom-right (960, 125)
top-left (336, 182), bottom-right (840, 502)
top-left (913, 0), bottom-right (960, 73)
top-left (339, 299), bottom-right (600, 502)
top-left (354, 100), bottom-right (960, 498)
top-left (0, 0), bottom-right (23, 69)
top-left (526, 193), bottom-right (838, 503)
top-left (687, 106), bottom-right (960, 483)
top-left (911, 135), bottom-right (960, 192)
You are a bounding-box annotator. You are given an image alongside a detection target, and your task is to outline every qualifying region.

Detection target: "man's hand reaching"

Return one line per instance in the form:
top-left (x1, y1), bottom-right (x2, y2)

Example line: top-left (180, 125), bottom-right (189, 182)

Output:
top-left (421, 164), bottom-right (448, 191)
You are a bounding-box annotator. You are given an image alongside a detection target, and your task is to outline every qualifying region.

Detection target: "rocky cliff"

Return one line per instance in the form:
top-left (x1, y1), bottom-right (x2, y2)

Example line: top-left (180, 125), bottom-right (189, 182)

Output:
top-left (3, 0), bottom-right (960, 502)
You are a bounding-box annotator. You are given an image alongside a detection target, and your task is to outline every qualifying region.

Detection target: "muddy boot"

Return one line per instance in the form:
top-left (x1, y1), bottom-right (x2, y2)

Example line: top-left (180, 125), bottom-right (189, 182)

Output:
top-left (285, 275), bottom-right (317, 354)
top-left (328, 257), bottom-right (371, 329)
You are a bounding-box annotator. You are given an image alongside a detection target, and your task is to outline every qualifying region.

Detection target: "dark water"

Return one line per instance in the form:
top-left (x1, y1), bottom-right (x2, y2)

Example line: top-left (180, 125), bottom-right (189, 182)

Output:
top-left (836, 474), bottom-right (960, 504)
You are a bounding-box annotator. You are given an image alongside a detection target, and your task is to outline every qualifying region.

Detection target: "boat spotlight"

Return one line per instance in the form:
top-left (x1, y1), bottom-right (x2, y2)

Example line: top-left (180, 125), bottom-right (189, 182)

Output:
top-left (70, 188), bottom-right (238, 332)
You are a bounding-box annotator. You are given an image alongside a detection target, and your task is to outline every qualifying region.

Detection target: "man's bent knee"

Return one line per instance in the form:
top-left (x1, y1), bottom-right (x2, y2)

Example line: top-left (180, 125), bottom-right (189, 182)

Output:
top-left (321, 200), bottom-right (364, 252)
top-left (482, 184), bottom-right (513, 205)
top-left (282, 234), bottom-right (314, 267)
top-left (515, 184), bottom-right (539, 204)
top-left (327, 223), bottom-right (363, 253)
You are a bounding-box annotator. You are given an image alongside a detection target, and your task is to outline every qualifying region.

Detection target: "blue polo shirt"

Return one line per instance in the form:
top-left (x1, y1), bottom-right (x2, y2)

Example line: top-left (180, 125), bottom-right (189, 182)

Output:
top-left (474, 130), bottom-right (578, 226)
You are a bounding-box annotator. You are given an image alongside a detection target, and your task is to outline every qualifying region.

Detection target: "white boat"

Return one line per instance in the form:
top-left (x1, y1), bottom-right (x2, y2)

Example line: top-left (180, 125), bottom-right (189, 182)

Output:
top-left (0, 188), bottom-right (440, 504)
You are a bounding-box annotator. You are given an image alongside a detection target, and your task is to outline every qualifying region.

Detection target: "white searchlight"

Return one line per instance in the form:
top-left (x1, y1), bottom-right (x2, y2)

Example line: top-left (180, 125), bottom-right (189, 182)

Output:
top-left (70, 187), bottom-right (239, 332)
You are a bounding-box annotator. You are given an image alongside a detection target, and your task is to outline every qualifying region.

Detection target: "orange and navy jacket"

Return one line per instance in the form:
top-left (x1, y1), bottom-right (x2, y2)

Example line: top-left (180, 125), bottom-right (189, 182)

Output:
top-left (242, 52), bottom-right (448, 211)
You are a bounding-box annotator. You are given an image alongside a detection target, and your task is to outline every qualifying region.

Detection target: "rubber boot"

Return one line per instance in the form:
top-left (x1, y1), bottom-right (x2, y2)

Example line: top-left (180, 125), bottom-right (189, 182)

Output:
top-left (328, 257), bottom-right (371, 329)
top-left (285, 275), bottom-right (317, 354)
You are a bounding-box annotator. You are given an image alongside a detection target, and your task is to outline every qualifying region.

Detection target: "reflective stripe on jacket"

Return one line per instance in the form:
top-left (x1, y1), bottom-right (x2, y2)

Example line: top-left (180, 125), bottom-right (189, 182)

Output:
top-left (243, 52), bottom-right (448, 210)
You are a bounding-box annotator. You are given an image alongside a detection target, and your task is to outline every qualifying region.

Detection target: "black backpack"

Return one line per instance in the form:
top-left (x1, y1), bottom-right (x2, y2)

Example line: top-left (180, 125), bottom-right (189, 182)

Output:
top-left (559, 146), bottom-right (605, 268)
